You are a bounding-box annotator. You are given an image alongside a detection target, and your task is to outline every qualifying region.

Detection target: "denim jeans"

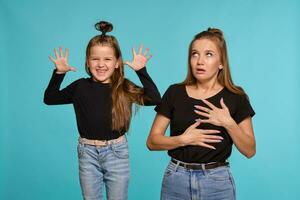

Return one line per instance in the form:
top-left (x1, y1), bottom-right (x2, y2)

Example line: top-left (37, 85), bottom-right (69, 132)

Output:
top-left (161, 160), bottom-right (236, 200)
top-left (77, 138), bottom-right (130, 200)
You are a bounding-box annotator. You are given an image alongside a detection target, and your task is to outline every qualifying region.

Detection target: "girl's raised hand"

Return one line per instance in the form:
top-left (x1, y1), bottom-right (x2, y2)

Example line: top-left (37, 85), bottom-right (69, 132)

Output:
top-left (49, 47), bottom-right (76, 74)
top-left (124, 44), bottom-right (152, 71)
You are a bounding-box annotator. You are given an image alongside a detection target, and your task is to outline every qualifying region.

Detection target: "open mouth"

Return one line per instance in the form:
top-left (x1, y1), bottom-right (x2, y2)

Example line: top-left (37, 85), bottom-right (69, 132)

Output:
top-left (96, 69), bottom-right (107, 74)
top-left (195, 68), bottom-right (206, 74)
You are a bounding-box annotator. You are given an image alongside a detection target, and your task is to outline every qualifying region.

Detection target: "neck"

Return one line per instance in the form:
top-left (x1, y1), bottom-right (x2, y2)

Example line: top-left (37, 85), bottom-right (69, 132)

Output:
top-left (195, 77), bottom-right (222, 92)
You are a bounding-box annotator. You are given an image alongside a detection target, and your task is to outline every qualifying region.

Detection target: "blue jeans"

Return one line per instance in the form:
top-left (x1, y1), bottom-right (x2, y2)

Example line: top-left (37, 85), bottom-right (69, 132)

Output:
top-left (77, 138), bottom-right (130, 200)
top-left (161, 160), bottom-right (236, 200)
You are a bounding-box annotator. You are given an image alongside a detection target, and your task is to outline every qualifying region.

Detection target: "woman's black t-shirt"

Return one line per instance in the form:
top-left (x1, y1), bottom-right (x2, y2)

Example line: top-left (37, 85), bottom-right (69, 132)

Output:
top-left (155, 84), bottom-right (255, 163)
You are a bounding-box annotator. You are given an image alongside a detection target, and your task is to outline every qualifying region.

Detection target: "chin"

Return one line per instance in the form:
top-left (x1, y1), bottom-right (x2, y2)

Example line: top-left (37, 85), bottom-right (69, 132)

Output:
top-left (93, 76), bottom-right (110, 83)
top-left (193, 74), bottom-right (207, 80)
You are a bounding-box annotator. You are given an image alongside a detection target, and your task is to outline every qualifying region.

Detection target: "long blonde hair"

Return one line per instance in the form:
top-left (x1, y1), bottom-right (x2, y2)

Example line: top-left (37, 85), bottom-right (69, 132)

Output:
top-left (85, 21), bottom-right (145, 131)
top-left (183, 28), bottom-right (247, 97)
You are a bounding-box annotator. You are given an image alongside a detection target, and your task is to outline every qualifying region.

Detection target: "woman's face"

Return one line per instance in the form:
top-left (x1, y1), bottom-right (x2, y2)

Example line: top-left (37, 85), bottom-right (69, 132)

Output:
top-left (190, 38), bottom-right (223, 83)
top-left (87, 45), bottom-right (119, 83)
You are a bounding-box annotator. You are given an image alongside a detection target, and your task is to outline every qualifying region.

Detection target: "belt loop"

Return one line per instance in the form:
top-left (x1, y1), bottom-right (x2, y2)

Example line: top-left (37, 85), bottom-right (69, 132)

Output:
top-left (201, 164), bottom-right (205, 171)
top-left (174, 159), bottom-right (180, 172)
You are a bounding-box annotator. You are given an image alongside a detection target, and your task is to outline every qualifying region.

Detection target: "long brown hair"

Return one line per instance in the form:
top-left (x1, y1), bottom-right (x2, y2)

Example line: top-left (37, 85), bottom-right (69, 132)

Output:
top-left (85, 21), bottom-right (145, 131)
top-left (183, 28), bottom-right (247, 97)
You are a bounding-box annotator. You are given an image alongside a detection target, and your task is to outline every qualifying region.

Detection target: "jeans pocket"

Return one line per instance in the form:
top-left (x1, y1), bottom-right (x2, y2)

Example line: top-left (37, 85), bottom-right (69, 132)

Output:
top-left (207, 166), bottom-right (230, 181)
top-left (163, 162), bottom-right (177, 178)
top-left (77, 143), bottom-right (85, 159)
top-left (164, 168), bottom-right (175, 178)
top-left (111, 141), bottom-right (129, 159)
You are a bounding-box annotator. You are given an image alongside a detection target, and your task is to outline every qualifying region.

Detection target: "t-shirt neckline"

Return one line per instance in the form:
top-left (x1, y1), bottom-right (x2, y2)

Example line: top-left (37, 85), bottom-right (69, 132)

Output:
top-left (183, 85), bottom-right (225, 101)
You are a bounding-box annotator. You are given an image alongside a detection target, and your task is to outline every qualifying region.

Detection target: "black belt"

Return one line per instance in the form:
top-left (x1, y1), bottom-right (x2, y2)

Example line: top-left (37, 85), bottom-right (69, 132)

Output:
top-left (171, 159), bottom-right (229, 170)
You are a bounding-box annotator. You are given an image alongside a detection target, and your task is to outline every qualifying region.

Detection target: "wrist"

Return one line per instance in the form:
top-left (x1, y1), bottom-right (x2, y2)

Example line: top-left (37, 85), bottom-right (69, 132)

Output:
top-left (135, 66), bottom-right (146, 71)
top-left (176, 134), bottom-right (187, 147)
top-left (55, 70), bottom-right (66, 74)
top-left (223, 118), bottom-right (237, 130)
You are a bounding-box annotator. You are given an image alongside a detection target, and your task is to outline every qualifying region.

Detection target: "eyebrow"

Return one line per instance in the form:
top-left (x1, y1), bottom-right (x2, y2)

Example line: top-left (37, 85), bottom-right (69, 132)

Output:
top-left (205, 50), bottom-right (215, 54)
top-left (89, 55), bottom-right (114, 58)
top-left (191, 49), bottom-right (215, 53)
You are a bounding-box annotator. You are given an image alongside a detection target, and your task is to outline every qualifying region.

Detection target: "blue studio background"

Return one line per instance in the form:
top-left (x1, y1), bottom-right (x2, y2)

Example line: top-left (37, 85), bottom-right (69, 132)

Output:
top-left (1, 0), bottom-right (299, 199)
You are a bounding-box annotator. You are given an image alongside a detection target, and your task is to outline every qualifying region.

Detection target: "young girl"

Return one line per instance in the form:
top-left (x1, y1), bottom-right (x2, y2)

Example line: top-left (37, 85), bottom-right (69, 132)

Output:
top-left (44, 21), bottom-right (161, 200)
top-left (147, 28), bottom-right (255, 200)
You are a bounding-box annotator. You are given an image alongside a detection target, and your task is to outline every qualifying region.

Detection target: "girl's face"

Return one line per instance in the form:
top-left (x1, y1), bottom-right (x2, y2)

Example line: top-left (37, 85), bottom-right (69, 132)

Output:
top-left (190, 38), bottom-right (223, 83)
top-left (87, 45), bottom-right (119, 83)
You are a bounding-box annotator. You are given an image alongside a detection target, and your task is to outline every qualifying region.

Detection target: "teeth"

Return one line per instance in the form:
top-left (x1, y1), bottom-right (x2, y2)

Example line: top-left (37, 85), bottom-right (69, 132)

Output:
top-left (96, 69), bottom-right (106, 73)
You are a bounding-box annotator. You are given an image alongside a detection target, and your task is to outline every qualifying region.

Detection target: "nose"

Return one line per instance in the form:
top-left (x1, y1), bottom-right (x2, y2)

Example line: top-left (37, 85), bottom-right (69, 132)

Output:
top-left (196, 55), bottom-right (204, 65)
top-left (97, 60), bottom-right (105, 68)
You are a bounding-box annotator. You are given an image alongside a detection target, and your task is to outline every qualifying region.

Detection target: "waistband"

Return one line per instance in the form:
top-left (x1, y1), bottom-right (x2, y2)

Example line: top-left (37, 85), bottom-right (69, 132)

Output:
top-left (79, 135), bottom-right (125, 147)
top-left (171, 158), bottom-right (229, 170)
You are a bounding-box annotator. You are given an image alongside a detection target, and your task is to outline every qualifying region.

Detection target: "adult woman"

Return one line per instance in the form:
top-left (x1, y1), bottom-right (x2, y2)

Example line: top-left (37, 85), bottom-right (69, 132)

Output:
top-left (147, 28), bottom-right (255, 200)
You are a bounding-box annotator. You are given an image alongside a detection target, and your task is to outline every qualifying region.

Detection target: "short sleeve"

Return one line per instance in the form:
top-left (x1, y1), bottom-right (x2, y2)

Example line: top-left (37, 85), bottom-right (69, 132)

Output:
top-left (154, 85), bottom-right (176, 119)
top-left (233, 95), bottom-right (255, 124)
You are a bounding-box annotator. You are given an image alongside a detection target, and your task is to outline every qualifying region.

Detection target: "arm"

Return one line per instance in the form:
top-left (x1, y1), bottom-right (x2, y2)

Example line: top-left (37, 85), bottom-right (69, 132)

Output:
top-left (43, 70), bottom-right (78, 105)
top-left (146, 114), bottom-right (223, 151)
top-left (124, 44), bottom-right (161, 105)
top-left (194, 98), bottom-right (256, 158)
top-left (136, 67), bottom-right (161, 105)
top-left (224, 117), bottom-right (255, 158)
top-left (44, 47), bottom-right (77, 105)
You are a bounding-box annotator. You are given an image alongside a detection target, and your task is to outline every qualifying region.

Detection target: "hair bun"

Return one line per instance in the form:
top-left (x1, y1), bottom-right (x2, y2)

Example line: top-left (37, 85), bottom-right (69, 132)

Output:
top-left (95, 21), bottom-right (113, 35)
top-left (207, 27), bottom-right (224, 38)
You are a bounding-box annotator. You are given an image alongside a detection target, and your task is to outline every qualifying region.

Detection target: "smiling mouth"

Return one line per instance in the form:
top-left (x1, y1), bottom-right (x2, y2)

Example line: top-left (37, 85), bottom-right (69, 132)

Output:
top-left (96, 69), bottom-right (107, 74)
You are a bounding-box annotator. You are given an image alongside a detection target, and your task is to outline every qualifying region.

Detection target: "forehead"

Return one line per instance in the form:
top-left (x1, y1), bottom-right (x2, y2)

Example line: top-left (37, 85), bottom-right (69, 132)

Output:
top-left (192, 38), bottom-right (219, 52)
top-left (89, 45), bottom-right (115, 56)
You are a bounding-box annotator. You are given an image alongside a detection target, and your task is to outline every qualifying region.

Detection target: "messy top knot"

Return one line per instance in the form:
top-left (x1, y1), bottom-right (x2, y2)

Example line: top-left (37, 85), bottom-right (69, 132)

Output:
top-left (191, 27), bottom-right (225, 46)
top-left (207, 27), bottom-right (224, 38)
top-left (95, 21), bottom-right (113, 35)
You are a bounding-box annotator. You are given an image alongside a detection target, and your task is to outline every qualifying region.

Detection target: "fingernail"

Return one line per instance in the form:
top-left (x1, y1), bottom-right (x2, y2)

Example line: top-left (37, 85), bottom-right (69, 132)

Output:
top-left (195, 118), bottom-right (201, 122)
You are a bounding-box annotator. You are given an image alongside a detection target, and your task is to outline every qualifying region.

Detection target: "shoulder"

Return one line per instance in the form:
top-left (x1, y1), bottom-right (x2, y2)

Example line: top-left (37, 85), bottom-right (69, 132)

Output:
top-left (222, 87), bottom-right (247, 101)
top-left (222, 88), bottom-right (255, 122)
top-left (220, 88), bottom-right (252, 110)
top-left (160, 83), bottom-right (185, 103)
top-left (222, 87), bottom-right (254, 112)
top-left (70, 78), bottom-right (92, 89)
top-left (72, 77), bottom-right (89, 85)
top-left (165, 83), bottom-right (183, 93)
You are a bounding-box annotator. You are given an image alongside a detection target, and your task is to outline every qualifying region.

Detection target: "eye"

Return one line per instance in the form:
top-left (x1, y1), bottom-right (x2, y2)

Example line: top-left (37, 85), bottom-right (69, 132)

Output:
top-left (192, 52), bottom-right (199, 57)
top-left (206, 52), bottom-right (213, 57)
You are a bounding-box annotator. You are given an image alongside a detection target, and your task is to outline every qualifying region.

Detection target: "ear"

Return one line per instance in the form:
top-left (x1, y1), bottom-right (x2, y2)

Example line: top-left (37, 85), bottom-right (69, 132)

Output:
top-left (115, 59), bottom-right (121, 69)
